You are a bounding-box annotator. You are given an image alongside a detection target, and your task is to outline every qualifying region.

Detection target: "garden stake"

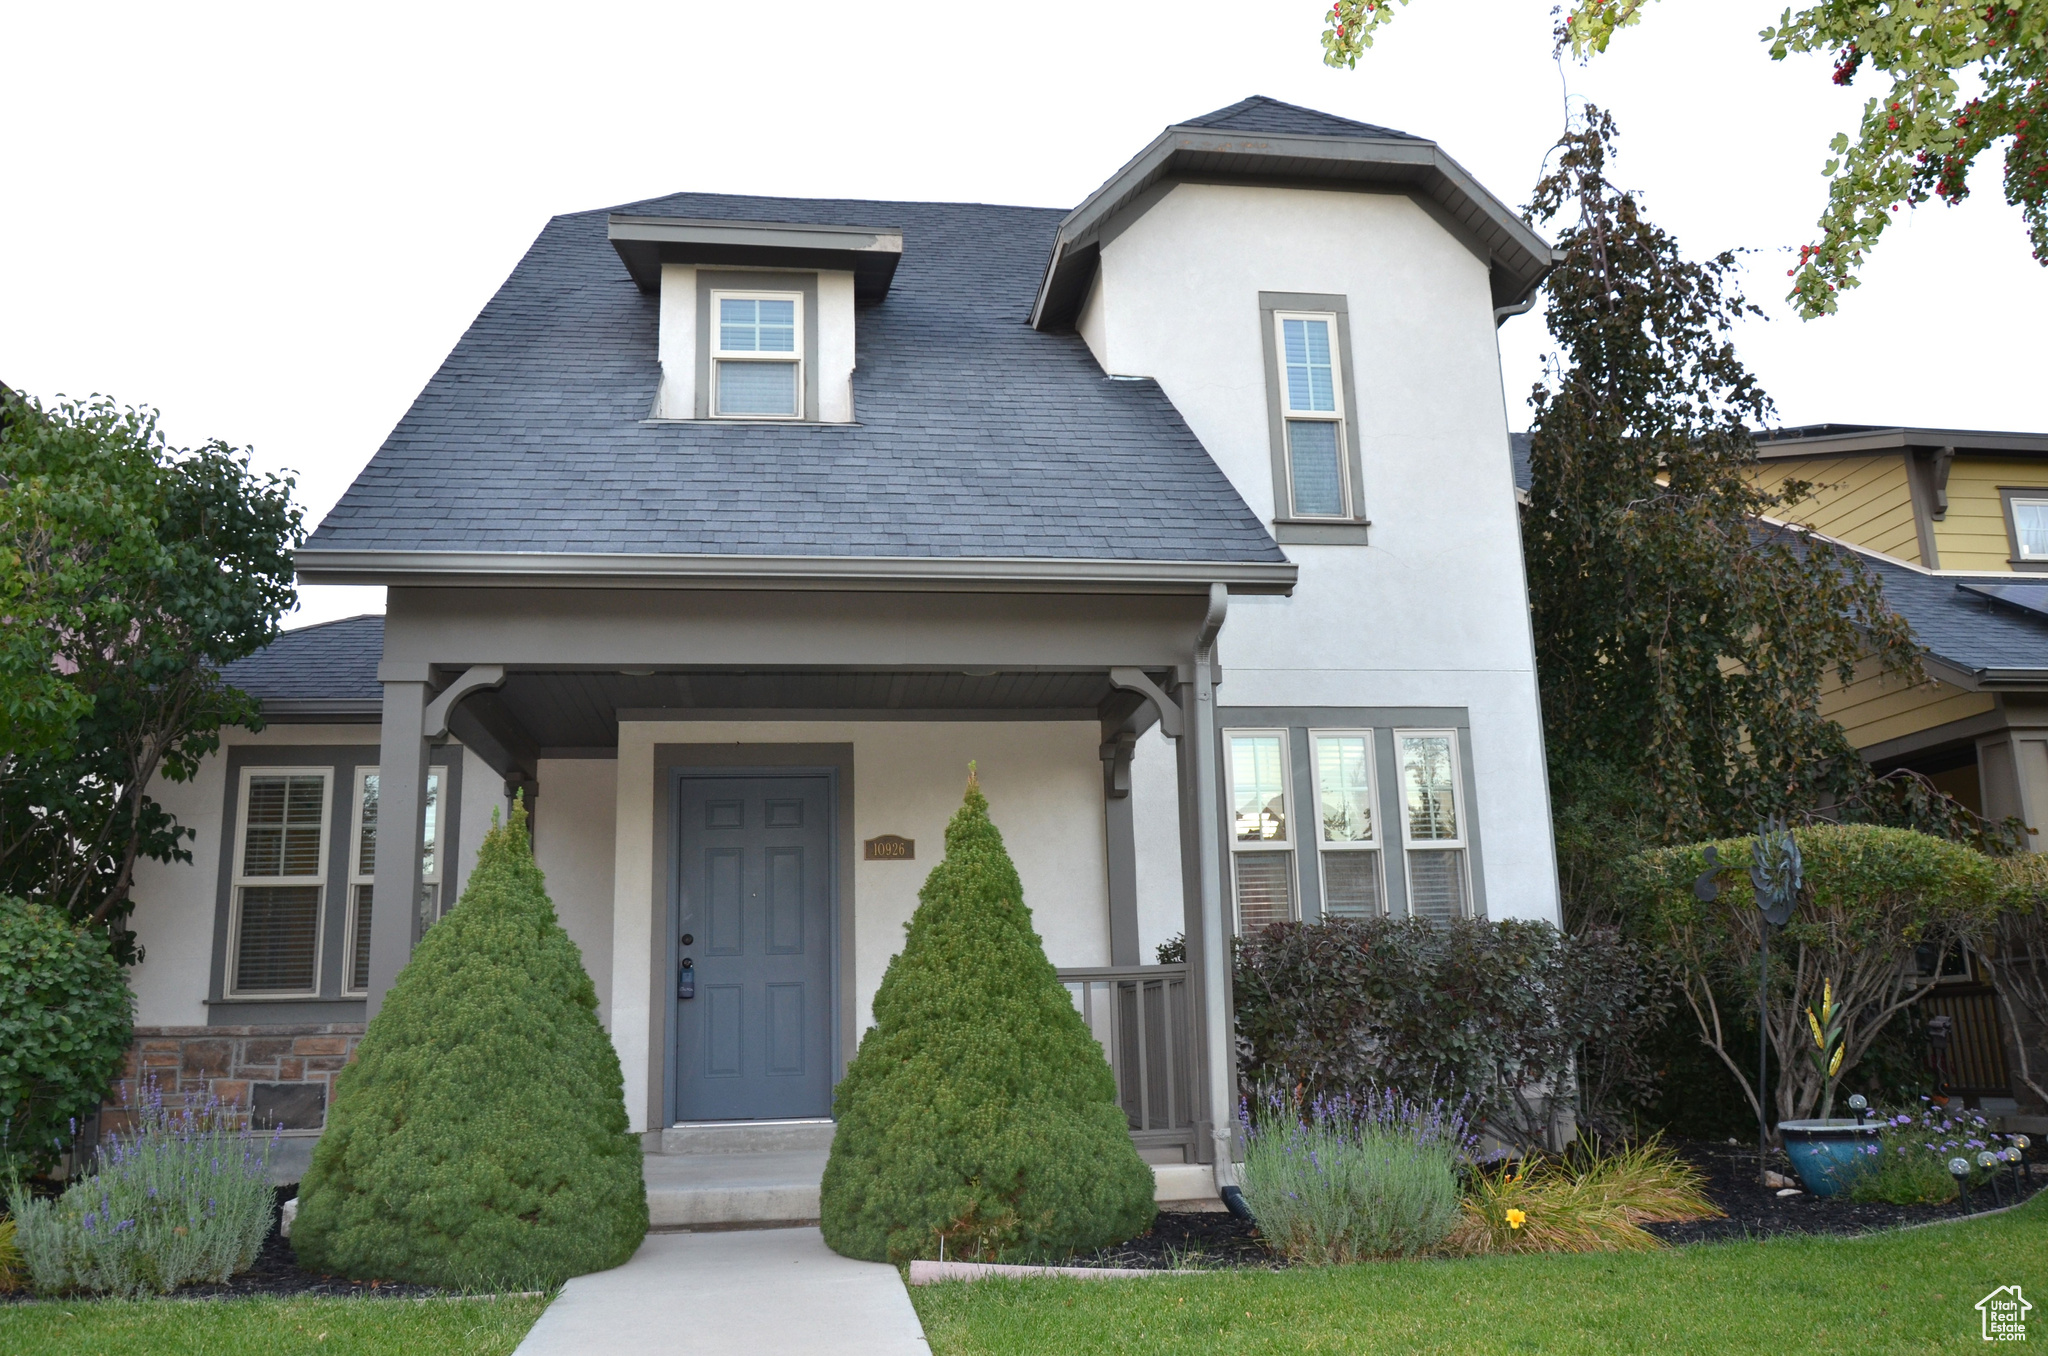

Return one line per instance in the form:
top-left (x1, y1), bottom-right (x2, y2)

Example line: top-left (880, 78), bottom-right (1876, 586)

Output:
top-left (1748, 820), bottom-right (1801, 1183)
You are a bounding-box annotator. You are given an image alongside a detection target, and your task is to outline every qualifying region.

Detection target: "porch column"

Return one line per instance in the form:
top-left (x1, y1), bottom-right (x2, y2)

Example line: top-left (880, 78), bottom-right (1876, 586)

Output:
top-left (366, 670), bottom-right (431, 1020)
top-left (1101, 733), bottom-right (1140, 966)
top-left (1171, 585), bottom-right (1233, 1176)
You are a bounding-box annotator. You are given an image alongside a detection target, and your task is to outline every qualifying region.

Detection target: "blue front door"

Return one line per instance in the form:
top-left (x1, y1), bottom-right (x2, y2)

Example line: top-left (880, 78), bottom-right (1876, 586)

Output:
top-left (673, 774), bottom-right (834, 1121)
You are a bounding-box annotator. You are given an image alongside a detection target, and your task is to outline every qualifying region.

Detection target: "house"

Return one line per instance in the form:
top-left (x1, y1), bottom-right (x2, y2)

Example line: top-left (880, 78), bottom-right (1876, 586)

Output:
top-left (117, 97), bottom-right (1562, 1203)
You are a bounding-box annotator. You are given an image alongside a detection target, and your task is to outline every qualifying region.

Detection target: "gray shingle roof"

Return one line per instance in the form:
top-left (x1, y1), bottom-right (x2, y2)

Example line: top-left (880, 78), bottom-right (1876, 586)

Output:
top-left (306, 191), bottom-right (1285, 564)
top-left (1509, 432), bottom-right (1532, 494)
top-left (1180, 95), bottom-right (1419, 142)
top-left (220, 615), bottom-right (384, 703)
top-left (1853, 552), bottom-right (2048, 679)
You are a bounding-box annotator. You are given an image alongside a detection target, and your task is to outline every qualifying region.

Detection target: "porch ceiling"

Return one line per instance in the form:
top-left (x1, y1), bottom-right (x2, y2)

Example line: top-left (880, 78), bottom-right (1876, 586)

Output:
top-left (478, 668), bottom-right (1154, 755)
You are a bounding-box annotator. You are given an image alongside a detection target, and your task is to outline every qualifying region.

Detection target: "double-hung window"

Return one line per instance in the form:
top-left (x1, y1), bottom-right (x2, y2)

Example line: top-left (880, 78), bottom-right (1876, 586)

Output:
top-left (343, 766), bottom-right (446, 996)
top-left (2009, 494), bottom-right (2048, 563)
top-left (1309, 730), bottom-right (1384, 917)
top-left (228, 769), bottom-right (332, 997)
top-left (1397, 730), bottom-right (1470, 924)
top-left (1226, 730), bottom-right (1294, 932)
top-left (1275, 312), bottom-right (1349, 519)
top-left (712, 291), bottom-right (802, 418)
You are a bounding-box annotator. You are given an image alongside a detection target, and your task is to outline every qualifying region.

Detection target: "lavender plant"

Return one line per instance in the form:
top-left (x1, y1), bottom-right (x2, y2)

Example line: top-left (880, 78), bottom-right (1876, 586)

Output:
top-left (1847, 1099), bottom-right (2019, 1206)
top-left (6, 1079), bottom-right (277, 1297)
top-left (1238, 1088), bottom-right (1471, 1265)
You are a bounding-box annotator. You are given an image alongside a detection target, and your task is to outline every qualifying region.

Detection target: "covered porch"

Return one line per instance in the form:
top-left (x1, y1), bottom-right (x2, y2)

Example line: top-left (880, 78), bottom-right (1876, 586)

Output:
top-left (353, 570), bottom-right (1291, 1197)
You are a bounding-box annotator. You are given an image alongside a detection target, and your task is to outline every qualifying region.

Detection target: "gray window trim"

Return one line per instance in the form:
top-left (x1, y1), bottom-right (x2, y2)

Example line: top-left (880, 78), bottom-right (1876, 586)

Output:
top-left (207, 743), bottom-right (462, 1024)
top-left (1998, 486), bottom-right (2048, 572)
top-left (651, 743), bottom-right (854, 1129)
top-left (696, 270), bottom-right (821, 422)
top-left (1216, 706), bottom-right (1485, 924)
top-left (1258, 291), bottom-right (1369, 544)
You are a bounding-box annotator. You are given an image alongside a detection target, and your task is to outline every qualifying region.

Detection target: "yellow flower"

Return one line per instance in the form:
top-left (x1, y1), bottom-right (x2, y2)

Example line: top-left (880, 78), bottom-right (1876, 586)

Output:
top-left (1807, 1008), bottom-right (1825, 1050)
top-left (1505, 1209), bottom-right (1527, 1230)
top-left (1828, 1045), bottom-right (1844, 1077)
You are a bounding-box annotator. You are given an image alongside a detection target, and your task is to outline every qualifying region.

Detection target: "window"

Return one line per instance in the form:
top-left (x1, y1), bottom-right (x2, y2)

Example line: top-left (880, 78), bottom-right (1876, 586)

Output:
top-left (1310, 731), bottom-right (1384, 918)
top-left (1274, 311), bottom-right (1349, 519)
top-left (1397, 730), bottom-right (1469, 924)
top-left (2009, 495), bottom-right (2048, 562)
top-left (344, 766), bottom-right (446, 996)
top-left (227, 769), bottom-right (332, 997)
top-left (712, 291), bottom-right (802, 418)
top-left (1226, 730), bottom-right (1294, 932)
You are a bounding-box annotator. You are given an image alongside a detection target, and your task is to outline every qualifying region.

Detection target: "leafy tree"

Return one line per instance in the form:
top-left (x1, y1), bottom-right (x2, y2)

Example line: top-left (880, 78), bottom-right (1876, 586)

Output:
top-left (821, 771), bottom-right (1156, 1263)
top-left (1320, 0), bottom-right (2048, 315)
top-left (1519, 108), bottom-right (1919, 896)
top-left (292, 800), bottom-right (647, 1288)
top-left (0, 392), bottom-right (300, 959)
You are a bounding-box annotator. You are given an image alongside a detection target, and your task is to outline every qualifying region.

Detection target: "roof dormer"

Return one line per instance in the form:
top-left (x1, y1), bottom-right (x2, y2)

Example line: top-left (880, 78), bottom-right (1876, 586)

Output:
top-left (609, 216), bottom-right (903, 424)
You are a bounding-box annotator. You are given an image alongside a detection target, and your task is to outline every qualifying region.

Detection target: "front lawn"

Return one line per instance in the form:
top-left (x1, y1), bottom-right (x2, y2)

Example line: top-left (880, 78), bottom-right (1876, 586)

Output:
top-left (911, 1195), bottom-right (2048, 1355)
top-left (0, 1294), bottom-right (549, 1356)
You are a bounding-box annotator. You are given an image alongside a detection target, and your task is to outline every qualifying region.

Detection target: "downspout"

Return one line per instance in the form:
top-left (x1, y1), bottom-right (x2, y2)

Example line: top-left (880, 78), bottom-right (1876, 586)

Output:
top-left (1493, 296), bottom-right (1536, 328)
top-left (1189, 582), bottom-right (1248, 1214)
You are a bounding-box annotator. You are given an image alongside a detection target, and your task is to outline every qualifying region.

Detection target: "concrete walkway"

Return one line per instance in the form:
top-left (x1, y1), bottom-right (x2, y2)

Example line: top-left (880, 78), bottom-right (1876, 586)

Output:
top-left (512, 1227), bottom-right (930, 1355)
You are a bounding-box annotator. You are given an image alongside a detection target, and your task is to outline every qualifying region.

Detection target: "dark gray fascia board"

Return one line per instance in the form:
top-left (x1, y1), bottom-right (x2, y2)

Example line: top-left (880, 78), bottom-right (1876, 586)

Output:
top-left (1029, 125), bottom-right (1558, 330)
top-left (258, 699), bottom-right (382, 723)
top-left (1755, 426), bottom-right (2048, 460)
top-left (295, 549), bottom-right (1299, 596)
top-left (608, 216), bottom-right (904, 301)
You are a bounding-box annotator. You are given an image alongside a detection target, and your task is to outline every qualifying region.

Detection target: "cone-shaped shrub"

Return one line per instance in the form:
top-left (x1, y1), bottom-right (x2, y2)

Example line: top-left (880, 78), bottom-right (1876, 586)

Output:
top-left (821, 771), bottom-right (1156, 1263)
top-left (292, 800), bottom-right (646, 1287)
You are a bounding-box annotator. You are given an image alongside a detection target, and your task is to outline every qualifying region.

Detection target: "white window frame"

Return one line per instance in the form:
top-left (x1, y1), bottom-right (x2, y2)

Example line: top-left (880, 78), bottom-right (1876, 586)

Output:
top-left (710, 288), bottom-right (805, 420)
top-left (225, 766), bottom-right (333, 1000)
top-left (1395, 728), bottom-right (1471, 920)
top-left (342, 765), bottom-right (445, 997)
top-left (1272, 310), bottom-right (1350, 520)
top-left (1225, 727), bottom-right (1296, 931)
top-left (2009, 494), bottom-right (2048, 562)
top-left (1308, 728), bottom-right (1385, 917)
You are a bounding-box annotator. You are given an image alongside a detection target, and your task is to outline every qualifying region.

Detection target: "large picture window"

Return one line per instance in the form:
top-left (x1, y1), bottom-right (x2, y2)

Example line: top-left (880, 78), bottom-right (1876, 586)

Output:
top-left (227, 768), bottom-right (332, 997)
top-left (1309, 730), bottom-right (1384, 918)
top-left (1226, 730), bottom-right (1294, 932)
top-left (711, 291), bottom-right (803, 418)
top-left (344, 766), bottom-right (446, 995)
top-left (1397, 729), bottom-right (1470, 924)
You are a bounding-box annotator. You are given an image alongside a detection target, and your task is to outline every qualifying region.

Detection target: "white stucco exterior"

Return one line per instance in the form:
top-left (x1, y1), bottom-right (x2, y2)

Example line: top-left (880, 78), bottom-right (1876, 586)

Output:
top-left (608, 718), bottom-right (1107, 1132)
top-left (1085, 183), bottom-right (1559, 922)
top-left (534, 756), bottom-right (619, 1024)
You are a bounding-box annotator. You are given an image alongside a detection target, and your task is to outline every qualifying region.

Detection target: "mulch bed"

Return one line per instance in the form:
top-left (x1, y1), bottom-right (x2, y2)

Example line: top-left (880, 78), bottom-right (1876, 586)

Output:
top-left (1061, 1137), bottom-right (2047, 1271)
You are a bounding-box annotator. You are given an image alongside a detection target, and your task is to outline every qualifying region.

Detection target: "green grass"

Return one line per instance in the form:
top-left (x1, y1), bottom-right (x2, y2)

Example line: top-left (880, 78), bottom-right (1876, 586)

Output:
top-left (0, 1293), bottom-right (549, 1355)
top-left (911, 1194), bottom-right (2048, 1355)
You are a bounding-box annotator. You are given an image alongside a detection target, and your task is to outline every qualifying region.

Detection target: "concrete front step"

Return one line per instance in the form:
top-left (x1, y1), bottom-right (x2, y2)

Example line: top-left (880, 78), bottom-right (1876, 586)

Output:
top-left (661, 1118), bottom-right (837, 1155)
top-left (644, 1142), bottom-right (1220, 1228)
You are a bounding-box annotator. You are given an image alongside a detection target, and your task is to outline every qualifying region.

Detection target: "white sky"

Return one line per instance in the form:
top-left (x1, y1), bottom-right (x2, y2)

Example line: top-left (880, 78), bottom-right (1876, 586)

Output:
top-left (4, 1), bottom-right (2041, 630)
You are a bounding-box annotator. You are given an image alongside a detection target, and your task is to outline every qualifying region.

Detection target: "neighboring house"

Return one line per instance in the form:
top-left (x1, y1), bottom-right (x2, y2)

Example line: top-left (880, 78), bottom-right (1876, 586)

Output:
top-left (121, 97), bottom-right (1561, 1195)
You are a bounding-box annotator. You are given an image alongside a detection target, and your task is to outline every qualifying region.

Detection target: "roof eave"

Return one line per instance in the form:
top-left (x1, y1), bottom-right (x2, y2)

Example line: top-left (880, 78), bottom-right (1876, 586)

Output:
top-left (1030, 125), bottom-right (1556, 330)
top-left (607, 215), bottom-right (906, 301)
top-left (294, 549), bottom-right (1299, 596)
top-left (1755, 426), bottom-right (2048, 460)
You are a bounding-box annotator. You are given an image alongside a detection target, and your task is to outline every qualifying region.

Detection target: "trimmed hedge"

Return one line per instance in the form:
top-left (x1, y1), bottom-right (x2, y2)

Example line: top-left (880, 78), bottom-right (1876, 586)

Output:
top-left (820, 773), bottom-right (1155, 1263)
top-left (1632, 823), bottom-right (2001, 1124)
top-left (0, 897), bottom-right (133, 1179)
top-left (291, 802), bottom-right (645, 1288)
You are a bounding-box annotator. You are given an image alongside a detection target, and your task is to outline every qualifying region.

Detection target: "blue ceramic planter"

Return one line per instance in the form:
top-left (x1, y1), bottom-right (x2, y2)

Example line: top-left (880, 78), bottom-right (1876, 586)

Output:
top-left (1779, 1118), bottom-right (1881, 1196)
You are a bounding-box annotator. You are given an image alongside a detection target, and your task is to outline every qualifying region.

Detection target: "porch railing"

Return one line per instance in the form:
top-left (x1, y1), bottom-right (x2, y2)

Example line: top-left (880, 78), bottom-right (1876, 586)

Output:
top-left (1057, 964), bottom-right (1198, 1160)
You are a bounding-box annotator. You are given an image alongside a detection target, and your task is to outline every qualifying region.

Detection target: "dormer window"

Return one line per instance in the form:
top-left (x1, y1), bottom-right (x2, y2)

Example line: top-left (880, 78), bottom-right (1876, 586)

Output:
top-left (713, 292), bottom-right (803, 418)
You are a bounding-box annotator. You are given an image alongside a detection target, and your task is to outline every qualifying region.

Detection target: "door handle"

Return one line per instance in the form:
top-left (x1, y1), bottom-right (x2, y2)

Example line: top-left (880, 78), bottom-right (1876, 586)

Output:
top-left (678, 957), bottom-right (695, 1001)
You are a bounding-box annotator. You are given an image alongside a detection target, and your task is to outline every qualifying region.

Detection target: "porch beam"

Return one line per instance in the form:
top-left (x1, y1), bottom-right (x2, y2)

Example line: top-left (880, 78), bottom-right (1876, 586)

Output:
top-left (1100, 732), bottom-right (1140, 965)
top-left (1185, 584), bottom-right (1235, 1185)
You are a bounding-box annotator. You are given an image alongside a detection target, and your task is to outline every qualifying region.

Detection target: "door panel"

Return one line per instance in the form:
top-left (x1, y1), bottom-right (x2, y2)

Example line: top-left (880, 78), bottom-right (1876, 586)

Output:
top-left (674, 774), bottom-right (834, 1121)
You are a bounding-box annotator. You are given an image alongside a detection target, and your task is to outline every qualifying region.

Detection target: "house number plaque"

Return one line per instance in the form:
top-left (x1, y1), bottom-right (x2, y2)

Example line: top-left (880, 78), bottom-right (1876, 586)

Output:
top-left (864, 834), bottom-right (914, 861)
